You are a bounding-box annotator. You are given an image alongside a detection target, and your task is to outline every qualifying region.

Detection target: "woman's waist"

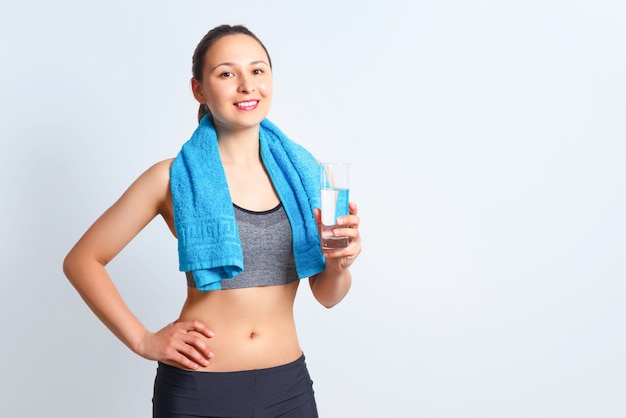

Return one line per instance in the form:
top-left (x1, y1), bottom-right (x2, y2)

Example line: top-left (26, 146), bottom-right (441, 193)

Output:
top-left (180, 311), bottom-right (299, 342)
top-left (176, 303), bottom-right (300, 371)
top-left (181, 337), bottom-right (303, 372)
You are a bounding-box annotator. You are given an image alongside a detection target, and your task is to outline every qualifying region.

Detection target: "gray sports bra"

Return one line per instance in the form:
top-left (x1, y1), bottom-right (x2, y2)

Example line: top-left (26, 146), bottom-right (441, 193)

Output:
top-left (185, 203), bottom-right (299, 289)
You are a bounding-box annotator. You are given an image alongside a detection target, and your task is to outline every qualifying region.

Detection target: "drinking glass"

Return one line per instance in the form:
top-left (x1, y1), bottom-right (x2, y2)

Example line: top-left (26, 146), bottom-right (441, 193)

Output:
top-left (320, 162), bottom-right (350, 250)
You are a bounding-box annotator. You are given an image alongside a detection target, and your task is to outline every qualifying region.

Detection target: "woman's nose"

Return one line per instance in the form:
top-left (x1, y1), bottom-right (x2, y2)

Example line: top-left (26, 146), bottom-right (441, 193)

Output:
top-left (238, 75), bottom-right (255, 93)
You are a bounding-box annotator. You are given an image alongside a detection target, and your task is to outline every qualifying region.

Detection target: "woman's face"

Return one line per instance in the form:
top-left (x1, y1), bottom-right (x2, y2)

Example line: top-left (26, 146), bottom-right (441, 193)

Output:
top-left (192, 34), bottom-right (273, 132)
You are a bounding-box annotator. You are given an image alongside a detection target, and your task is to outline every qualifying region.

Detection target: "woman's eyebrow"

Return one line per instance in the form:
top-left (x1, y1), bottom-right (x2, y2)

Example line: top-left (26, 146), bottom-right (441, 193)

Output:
top-left (211, 60), bottom-right (270, 72)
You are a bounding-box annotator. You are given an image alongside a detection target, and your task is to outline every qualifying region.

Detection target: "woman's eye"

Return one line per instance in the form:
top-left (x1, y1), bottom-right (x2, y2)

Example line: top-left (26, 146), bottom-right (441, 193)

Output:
top-left (220, 71), bottom-right (233, 78)
top-left (252, 68), bottom-right (264, 75)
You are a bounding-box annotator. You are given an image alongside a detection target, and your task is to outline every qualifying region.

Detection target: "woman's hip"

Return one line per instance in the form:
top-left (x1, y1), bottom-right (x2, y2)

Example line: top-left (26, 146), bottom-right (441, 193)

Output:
top-left (152, 353), bottom-right (318, 418)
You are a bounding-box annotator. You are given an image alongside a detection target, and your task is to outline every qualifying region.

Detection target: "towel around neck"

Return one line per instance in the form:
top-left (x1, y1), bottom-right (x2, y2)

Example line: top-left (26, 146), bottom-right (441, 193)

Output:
top-left (170, 115), bottom-right (325, 291)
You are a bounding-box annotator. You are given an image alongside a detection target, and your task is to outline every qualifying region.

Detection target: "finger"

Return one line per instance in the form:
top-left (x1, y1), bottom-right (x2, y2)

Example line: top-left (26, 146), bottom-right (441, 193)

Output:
top-left (170, 350), bottom-right (207, 370)
top-left (323, 249), bottom-right (359, 263)
top-left (154, 335), bottom-right (209, 370)
top-left (328, 235), bottom-right (361, 257)
top-left (167, 321), bottom-right (214, 358)
top-left (178, 338), bottom-right (213, 367)
top-left (313, 208), bottom-right (322, 227)
top-left (330, 229), bottom-right (358, 242)
top-left (333, 223), bottom-right (360, 238)
top-left (179, 319), bottom-right (214, 338)
top-left (348, 202), bottom-right (358, 215)
top-left (181, 333), bottom-right (214, 359)
top-left (337, 214), bottom-right (360, 228)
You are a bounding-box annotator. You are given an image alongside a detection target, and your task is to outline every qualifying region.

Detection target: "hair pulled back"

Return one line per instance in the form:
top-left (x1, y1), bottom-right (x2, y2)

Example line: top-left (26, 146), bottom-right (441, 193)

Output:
top-left (192, 24), bottom-right (272, 123)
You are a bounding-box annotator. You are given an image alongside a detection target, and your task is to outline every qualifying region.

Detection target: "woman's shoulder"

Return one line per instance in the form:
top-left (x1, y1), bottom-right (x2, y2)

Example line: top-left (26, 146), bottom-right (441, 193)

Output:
top-left (138, 158), bottom-right (175, 183)
top-left (123, 158), bottom-right (175, 200)
top-left (150, 158), bottom-right (175, 172)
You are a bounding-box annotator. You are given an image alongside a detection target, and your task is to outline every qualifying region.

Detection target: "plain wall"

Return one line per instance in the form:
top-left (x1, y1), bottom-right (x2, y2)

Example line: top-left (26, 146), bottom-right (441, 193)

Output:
top-left (1, 1), bottom-right (625, 417)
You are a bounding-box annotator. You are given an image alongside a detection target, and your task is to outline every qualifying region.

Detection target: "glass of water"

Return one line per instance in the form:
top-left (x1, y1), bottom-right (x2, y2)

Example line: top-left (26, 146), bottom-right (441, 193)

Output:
top-left (320, 162), bottom-right (350, 250)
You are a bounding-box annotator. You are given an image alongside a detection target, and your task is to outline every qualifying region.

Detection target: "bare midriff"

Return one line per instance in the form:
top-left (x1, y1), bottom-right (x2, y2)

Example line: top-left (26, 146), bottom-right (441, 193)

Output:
top-left (172, 280), bottom-right (303, 372)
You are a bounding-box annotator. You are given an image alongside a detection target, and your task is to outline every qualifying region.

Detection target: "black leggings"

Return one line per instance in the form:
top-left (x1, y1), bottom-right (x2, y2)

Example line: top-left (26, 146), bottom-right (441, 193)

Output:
top-left (152, 354), bottom-right (318, 418)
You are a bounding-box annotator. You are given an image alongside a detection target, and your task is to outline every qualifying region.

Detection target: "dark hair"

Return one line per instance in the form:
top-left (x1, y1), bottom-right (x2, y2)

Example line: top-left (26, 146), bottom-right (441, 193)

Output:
top-left (192, 24), bottom-right (272, 123)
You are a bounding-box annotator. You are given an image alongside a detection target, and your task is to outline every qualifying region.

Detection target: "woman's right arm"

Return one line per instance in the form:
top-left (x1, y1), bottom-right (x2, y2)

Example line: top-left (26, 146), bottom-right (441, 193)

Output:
top-left (63, 159), bottom-right (214, 370)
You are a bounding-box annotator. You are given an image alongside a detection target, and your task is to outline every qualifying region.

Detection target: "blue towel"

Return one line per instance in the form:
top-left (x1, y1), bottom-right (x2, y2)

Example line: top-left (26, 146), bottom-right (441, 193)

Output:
top-left (170, 115), bottom-right (326, 291)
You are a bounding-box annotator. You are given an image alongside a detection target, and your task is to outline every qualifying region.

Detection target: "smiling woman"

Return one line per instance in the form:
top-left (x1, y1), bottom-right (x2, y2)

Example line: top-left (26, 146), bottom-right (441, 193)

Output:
top-left (62, 24), bottom-right (362, 418)
top-left (192, 32), bottom-right (274, 132)
top-left (191, 25), bottom-right (273, 126)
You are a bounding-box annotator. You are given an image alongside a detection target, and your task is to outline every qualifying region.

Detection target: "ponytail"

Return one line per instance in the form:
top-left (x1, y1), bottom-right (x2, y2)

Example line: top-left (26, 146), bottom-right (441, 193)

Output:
top-left (198, 103), bottom-right (210, 123)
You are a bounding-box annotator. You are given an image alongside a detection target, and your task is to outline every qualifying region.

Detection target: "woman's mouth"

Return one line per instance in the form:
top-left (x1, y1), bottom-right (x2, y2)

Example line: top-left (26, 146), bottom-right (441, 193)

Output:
top-left (235, 100), bottom-right (259, 110)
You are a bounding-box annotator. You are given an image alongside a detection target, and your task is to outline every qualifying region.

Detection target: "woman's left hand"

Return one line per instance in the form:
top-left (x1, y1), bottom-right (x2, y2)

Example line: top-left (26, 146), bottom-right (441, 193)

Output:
top-left (314, 202), bottom-right (362, 271)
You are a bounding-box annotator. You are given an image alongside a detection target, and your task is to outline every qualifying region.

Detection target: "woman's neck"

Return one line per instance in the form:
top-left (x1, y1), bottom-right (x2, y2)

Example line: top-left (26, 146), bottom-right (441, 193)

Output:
top-left (217, 126), bottom-right (261, 166)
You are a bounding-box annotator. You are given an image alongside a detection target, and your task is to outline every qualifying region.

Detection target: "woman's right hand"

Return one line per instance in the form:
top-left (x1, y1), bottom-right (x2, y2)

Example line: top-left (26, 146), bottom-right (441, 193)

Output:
top-left (137, 320), bottom-right (215, 370)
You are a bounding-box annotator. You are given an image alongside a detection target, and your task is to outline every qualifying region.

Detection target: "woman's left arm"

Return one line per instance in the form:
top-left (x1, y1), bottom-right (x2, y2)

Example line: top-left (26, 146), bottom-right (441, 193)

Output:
top-left (309, 202), bottom-right (361, 308)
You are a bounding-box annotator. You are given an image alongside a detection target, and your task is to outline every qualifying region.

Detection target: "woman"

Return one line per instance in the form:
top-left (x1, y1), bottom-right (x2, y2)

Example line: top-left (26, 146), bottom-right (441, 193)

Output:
top-left (63, 24), bottom-right (361, 417)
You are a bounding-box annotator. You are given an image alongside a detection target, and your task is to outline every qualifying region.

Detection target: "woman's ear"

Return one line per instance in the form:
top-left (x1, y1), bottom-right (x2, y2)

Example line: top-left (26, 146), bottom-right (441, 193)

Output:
top-left (191, 78), bottom-right (206, 103)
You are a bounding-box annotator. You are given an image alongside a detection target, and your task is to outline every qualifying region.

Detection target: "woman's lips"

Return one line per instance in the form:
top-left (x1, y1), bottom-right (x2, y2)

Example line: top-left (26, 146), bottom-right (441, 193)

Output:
top-left (235, 100), bottom-right (259, 110)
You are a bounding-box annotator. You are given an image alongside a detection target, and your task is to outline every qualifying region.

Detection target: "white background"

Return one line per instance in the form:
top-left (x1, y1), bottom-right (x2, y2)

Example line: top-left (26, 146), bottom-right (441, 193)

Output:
top-left (1, 1), bottom-right (625, 417)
